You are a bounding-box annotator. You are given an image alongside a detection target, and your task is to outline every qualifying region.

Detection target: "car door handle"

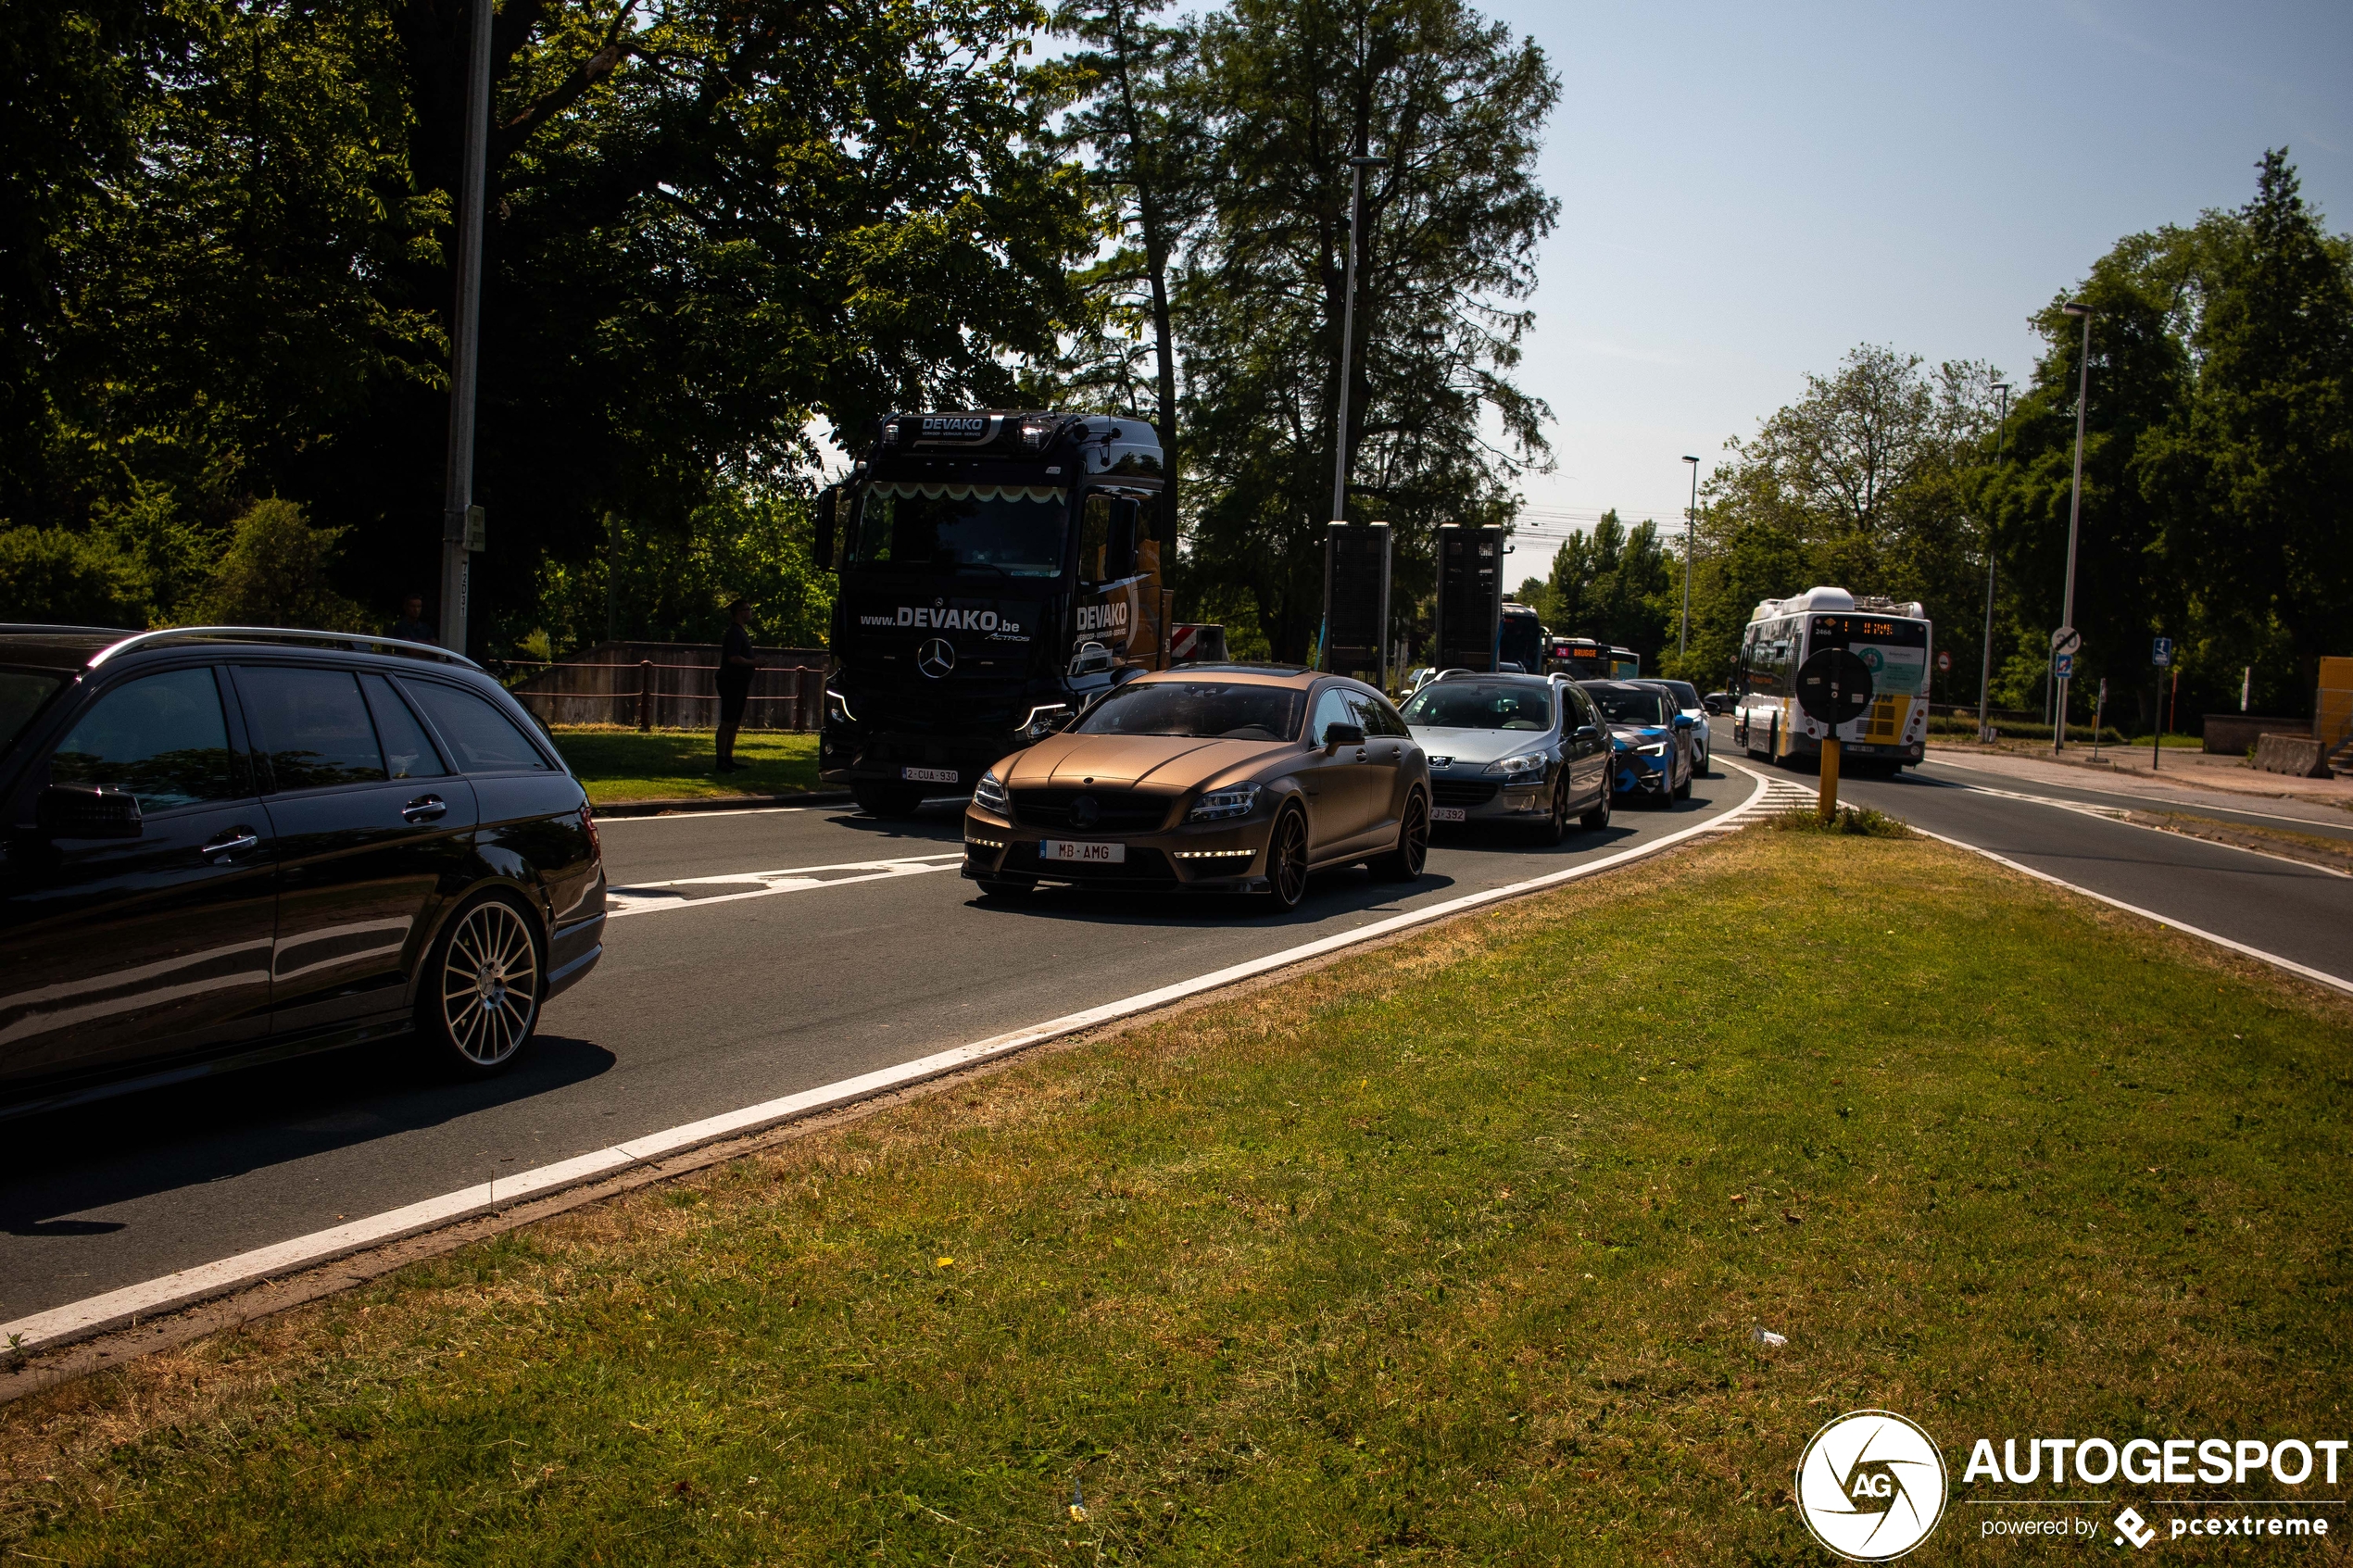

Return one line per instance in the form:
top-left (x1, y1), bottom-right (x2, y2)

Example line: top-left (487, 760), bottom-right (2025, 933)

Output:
top-left (202, 829), bottom-right (259, 861)
top-left (402, 794), bottom-right (447, 822)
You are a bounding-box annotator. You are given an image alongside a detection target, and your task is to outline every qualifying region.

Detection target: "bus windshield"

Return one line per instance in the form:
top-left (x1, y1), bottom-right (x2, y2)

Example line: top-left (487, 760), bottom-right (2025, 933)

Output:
top-left (1072, 682), bottom-right (1303, 742)
top-left (1401, 681), bottom-right (1553, 731)
top-left (849, 482), bottom-right (1068, 577)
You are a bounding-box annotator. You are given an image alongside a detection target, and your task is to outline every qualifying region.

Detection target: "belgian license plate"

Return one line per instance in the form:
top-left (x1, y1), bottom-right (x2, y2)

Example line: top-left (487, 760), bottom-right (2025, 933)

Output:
top-left (1431, 807), bottom-right (1468, 822)
top-left (900, 766), bottom-right (959, 784)
top-left (1041, 839), bottom-right (1125, 864)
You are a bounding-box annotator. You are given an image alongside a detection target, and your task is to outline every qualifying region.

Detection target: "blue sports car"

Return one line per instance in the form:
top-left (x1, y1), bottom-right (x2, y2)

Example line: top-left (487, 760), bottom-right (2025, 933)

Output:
top-left (1579, 680), bottom-right (1697, 804)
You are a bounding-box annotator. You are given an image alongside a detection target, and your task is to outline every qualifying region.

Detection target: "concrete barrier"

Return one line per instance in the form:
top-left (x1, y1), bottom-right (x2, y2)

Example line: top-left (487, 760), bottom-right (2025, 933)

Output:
top-left (2203, 713), bottom-right (2307, 756)
top-left (2252, 734), bottom-right (2334, 778)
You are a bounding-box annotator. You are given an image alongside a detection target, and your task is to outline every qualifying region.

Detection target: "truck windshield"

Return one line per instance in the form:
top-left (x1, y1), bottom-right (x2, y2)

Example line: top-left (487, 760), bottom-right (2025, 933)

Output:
top-left (1401, 681), bottom-right (1552, 731)
top-left (849, 482), bottom-right (1068, 577)
top-left (1072, 682), bottom-right (1303, 742)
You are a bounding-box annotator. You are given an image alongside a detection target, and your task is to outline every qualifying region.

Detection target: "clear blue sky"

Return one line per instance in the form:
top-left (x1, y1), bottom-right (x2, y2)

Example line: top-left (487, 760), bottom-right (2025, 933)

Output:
top-left (1480, 0), bottom-right (2353, 553)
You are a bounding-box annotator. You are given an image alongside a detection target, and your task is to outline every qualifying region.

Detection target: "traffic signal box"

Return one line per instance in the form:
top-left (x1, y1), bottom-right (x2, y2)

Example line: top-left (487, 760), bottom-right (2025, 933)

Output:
top-left (1322, 522), bottom-right (1392, 684)
top-left (1432, 523), bottom-right (1504, 673)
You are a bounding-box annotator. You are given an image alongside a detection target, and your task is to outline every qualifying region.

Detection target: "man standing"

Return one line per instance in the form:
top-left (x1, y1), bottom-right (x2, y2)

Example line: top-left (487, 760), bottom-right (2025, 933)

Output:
top-left (390, 594), bottom-right (436, 646)
top-left (716, 598), bottom-right (757, 771)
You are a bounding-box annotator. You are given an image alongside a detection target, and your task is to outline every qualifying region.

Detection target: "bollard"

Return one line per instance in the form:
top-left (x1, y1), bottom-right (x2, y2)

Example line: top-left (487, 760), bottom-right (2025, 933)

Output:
top-left (637, 659), bottom-right (653, 732)
top-left (1818, 734), bottom-right (1841, 822)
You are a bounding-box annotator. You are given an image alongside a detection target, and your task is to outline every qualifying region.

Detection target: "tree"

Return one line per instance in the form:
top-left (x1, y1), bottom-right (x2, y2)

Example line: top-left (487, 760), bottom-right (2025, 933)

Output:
top-left (1176, 0), bottom-right (1558, 660)
top-left (0, 525), bottom-right (149, 628)
top-left (1538, 510), bottom-right (1672, 664)
top-left (189, 498), bottom-right (369, 630)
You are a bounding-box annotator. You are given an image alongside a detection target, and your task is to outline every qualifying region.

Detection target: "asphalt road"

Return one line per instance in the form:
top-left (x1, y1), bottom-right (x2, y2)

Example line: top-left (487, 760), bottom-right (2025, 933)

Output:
top-left (0, 767), bottom-right (1753, 1323)
top-left (1709, 719), bottom-right (2353, 986)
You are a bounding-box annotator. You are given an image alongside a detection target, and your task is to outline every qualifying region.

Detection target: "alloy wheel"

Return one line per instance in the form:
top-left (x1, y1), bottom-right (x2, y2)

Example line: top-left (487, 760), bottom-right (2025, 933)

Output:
top-left (439, 899), bottom-right (540, 1068)
top-left (1398, 792), bottom-right (1429, 877)
top-left (1269, 808), bottom-right (1309, 909)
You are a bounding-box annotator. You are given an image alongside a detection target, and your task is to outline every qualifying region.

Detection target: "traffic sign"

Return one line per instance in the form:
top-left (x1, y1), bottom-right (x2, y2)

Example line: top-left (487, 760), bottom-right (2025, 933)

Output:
top-left (2054, 651), bottom-right (2075, 680)
top-left (2152, 637), bottom-right (2173, 667)
top-left (2051, 626), bottom-right (2082, 657)
top-left (1796, 647), bottom-right (1874, 727)
top-left (1935, 649), bottom-right (1952, 673)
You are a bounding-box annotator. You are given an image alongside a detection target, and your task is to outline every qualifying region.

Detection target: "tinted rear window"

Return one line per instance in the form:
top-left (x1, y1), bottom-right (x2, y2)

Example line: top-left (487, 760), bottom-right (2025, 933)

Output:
top-left (239, 666), bottom-right (387, 791)
top-left (402, 679), bottom-right (550, 772)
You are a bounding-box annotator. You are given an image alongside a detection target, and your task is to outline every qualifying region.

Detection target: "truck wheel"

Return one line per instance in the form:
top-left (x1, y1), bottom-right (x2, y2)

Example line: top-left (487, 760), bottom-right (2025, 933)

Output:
top-left (852, 782), bottom-right (927, 819)
top-left (1372, 791), bottom-right (1430, 880)
top-left (1263, 803), bottom-right (1310, 913)
top-left (418, 893), bottom-right (543, 1075)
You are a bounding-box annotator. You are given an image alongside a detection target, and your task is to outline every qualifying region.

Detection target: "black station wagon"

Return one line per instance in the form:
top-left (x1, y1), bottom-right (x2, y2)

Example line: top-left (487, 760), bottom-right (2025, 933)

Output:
top-left (0, 625), bottom-right (607, 1114)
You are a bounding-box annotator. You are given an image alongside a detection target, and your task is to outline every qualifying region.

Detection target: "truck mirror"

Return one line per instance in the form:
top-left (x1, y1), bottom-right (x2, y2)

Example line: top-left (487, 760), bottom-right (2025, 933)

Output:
top-left (1069, 641), bottom-right (1114, 678)
top-left (1106, 497), bottom-right (1139, 580)
top-left (813, 485), bottom-right (839, 571)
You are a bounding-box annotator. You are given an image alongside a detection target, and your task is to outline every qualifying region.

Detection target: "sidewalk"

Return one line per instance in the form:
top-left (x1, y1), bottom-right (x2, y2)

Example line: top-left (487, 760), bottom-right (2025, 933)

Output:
top-left (1921, 744), bottom-right (2353, 822)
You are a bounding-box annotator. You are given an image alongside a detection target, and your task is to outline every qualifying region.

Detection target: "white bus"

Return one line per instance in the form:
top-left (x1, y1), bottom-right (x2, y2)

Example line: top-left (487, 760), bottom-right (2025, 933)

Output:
top-left (1733, 585), bottom-right (1931, 771)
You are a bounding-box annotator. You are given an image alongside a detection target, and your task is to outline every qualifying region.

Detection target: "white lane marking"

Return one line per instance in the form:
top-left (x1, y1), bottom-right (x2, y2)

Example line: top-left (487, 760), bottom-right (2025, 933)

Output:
top-left (1919, 759), bottom-right (2353, 834)
top-left (605, 853), bottom-right (965, 918)
top-left (1, 772), bottom-right (1774, 1354)
top-left (1906, 825), bottom-right (2353, 997)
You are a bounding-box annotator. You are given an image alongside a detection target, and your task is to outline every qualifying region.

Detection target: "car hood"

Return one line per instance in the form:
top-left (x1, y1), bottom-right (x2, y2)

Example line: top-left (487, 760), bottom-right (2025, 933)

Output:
top-left (1610, 723), bottom-right (1669, 746)
top-left (1407, 726), bottom-right (1551, 765)
top-left (1000, 731), bottom-right (1291, 791)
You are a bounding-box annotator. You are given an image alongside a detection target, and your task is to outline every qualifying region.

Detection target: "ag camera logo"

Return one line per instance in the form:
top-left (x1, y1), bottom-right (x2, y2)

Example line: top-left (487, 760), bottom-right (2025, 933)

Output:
top-left (1795, 1410), bottom-right (1948, 1561)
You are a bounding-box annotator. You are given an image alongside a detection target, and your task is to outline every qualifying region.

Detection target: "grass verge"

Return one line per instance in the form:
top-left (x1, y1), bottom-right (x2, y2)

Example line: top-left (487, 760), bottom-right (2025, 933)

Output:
top-left (544, 725), bottom-right (821, 806)
top-left (4, 831), bottom-right (2347, 1563)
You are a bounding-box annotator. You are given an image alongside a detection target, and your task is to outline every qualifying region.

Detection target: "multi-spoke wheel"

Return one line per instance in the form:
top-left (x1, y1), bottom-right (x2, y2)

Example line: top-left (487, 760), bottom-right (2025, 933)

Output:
top-left (1374, 790), bottom-right (1430, 881)
top-left (422, 896), bottom-right (543, 1073)
top-left (1264, 804), bottom-right (1310, 913)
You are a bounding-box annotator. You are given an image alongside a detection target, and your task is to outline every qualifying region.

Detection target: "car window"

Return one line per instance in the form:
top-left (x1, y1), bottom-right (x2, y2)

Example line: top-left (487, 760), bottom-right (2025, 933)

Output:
top-left (1666, 681), bottom-right (1701, 708)
top-left (1309, 686), bottom-right (1357, 745)
top-left (49, 667), bottom-right (238, 811)
top-left (238, 666), bottom-right (387, 791)
top-left (359, 674), bottom-right (447, 780)
top-left (401, 679), bottom-right (551, 772)
top-left (1348, 690), bottom-right (1408, 738)
top-left (0, 670), bottom-right (65, 754)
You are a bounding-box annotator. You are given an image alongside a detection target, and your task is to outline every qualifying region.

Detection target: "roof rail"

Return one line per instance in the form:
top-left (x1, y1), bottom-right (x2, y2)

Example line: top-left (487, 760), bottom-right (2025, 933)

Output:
top-left (86, 627), bottom-right (482, 671)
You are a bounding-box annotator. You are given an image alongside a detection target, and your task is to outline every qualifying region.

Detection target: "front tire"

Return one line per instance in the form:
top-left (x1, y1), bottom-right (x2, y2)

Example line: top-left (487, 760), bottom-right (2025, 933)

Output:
top-left (420, 894), bottom-right (543, 1075)
top-left (852, 781), bottom-right (927, 819)
top-left (1372, 791), bottom-right (1430, 881)
top-left (1263, 803), bottom-right (1310, 913)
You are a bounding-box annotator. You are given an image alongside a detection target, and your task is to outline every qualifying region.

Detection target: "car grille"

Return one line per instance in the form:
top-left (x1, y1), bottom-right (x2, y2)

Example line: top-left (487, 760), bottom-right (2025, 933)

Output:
top-left (1006, 844), bottom-right (1178, 885)
top-left (1431, 780), bottom-right (1500, 809)
top-left (1010, 788), bottom-right (1174, 834)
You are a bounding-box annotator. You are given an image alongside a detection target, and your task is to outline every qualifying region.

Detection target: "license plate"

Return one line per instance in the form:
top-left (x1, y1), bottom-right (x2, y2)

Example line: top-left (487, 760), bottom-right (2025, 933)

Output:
top-left (1041, 839), bottom-right (1126, 864)
top-left (1431, 807), bottom-right (1467, 822)
top-left (900, 766), bottom-right (960, 784)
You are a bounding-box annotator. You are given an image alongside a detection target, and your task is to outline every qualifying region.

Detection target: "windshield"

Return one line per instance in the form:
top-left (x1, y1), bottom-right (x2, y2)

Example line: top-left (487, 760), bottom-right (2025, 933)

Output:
top-left (1401, 682), bottom-right (1553, 731)
top-left (1072, 681), bottom-right (1303, 742)
top-left (1587, 685), bottom-right (1671, 725)
top-left (1664, 681), bottom-right (1701, 709)
top-left (848, 482), bottom-right (1067, 577)
top-left (0, 670), bottom-right (65, 754)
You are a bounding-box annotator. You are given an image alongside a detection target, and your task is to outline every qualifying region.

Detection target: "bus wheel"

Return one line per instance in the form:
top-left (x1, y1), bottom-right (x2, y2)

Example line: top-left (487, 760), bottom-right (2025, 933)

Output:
top-left (1263, 804), bottom-right (1310, 913)
top-left (852, 782), bottom-right (927, 819)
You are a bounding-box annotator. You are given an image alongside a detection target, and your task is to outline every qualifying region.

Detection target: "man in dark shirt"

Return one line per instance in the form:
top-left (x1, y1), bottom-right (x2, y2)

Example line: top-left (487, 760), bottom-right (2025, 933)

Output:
top-left (716, 598), bottom-right (757, 771)
top-left (390, 593), bottom-right (436, 646)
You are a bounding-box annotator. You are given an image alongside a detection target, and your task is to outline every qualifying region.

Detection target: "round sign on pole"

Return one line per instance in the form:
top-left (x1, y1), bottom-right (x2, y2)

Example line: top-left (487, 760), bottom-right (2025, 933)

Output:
top-left (1935, 649), bottom-right (1952, 673)
top-left (1796, 647), bottom-right (1874, 727)
top-left (2051, 626), bottom-right (2082, 657)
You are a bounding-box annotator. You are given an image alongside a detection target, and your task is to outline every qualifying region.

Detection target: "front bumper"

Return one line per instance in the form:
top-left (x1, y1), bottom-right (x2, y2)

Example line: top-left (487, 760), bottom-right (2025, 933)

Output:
top-left (961, 801), bottom-right (1277, 893)
top-left (1613, 753), bottom-right (1674, 796)
top-left (822, 721), bottom-right (1035, 795)
top-left (1428, 771), bottom-right (1552, 822)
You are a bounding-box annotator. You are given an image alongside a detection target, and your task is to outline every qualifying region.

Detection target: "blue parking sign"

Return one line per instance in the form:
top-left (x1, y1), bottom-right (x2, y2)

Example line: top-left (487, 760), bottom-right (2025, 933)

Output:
top-left (2152, 637), bottom-right (2173, 667)
top-left (2054, 651), bottom-right (2075, 680)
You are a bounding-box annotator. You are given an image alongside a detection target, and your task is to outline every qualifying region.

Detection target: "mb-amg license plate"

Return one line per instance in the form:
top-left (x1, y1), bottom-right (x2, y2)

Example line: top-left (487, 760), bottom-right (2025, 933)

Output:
top-left (900, 766), bottom-right (960, 784)
top-left (1431, 807), bottom-right (1468, 822)
top-left (1041, 840), bottom-right (1125, 864)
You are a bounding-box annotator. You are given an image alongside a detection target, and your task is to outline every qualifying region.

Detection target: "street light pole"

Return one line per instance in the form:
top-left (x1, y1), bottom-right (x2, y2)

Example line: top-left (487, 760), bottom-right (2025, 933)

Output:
top-left (2054, 303), bottom-right (2093, 753)
top-left (1327, 155), bottom-right (1389, 529)
top-left (437, 0), bottom-right (494, 655)
top-left (1977, 381), bottom-right (2010, 742)
top-left (1679, 456), bottom-right (1699, 659)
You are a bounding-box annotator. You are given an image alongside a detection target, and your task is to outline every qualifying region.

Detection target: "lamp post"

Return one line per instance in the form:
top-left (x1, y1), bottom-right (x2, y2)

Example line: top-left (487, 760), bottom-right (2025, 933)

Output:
top-left (1327, 155), bottom-right (1390, 527)
top-left (437, 0), bottom-right (494, 655)
top-left (1977, 381), bottom-right (2010, 742)
top-left (1679, 455), bottom-right (1699, 659)
top-left (2053, 302), bottom-right (2094, 752)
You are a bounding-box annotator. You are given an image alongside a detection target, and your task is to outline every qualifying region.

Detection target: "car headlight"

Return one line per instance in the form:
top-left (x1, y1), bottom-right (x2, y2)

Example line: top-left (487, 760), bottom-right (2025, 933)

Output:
top-left (1637, 742), bottom-right (1668, 757)
top-left (1485, 751), bottom-right (1548, 777)
top-left (824, 688), bottom-right (855, 724)
top-left (1189, 783), bottom-right (1260, 822)
top-left (974, 768), bottom-right (1010, 813)
top-left (1018, 703), bottom-right (1070, 741)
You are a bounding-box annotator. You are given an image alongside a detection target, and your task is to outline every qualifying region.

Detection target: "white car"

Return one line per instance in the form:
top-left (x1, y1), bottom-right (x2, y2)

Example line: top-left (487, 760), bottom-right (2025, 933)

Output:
top-left (1654, 679), bottom-right (1711, 773)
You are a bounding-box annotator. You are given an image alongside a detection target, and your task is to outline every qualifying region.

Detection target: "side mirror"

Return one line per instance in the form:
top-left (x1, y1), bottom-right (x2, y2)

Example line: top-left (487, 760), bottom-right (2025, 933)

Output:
top-left (1673, 713), bottom-right (1696, 730)
top-left (39, 784), bottom-right (143, 840)
top-left (1323, 721), bottom-right (1366, 752)
top-left (1105, 497), bottom-right (1139, 581)
top-left (1069, 641), bottom-right (1114, 678)
top-left (813, 484), bottom-right (840, 571)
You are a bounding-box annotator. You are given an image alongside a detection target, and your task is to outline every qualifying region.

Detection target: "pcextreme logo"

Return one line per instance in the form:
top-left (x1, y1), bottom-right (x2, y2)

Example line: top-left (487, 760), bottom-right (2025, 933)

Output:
top-left (1795, 1410), bottom-right (1949, 1562)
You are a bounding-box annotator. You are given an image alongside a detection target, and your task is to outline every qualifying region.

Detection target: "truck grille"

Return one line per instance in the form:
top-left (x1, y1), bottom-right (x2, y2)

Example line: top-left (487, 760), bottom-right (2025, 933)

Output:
top-left (1431, 780), bottom-right (1500, 809)
top-left (1011, 788), bottom-right (1174, 834)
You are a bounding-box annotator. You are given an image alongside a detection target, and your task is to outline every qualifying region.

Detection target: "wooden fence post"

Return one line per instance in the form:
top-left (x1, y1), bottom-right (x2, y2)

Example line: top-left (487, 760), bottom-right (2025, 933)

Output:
top-left (637, 659), bottom-right (653, 732)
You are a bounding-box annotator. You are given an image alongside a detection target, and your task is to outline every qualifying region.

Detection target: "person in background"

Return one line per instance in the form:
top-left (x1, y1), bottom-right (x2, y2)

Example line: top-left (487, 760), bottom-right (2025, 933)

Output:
top-left (716, 597), bottom-right (757, 771)
top-left (390, 594), bottom-right (435, 646)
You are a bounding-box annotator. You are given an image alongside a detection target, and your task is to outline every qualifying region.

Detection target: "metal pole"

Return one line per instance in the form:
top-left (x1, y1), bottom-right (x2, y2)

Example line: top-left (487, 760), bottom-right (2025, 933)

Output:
top-left (438, 0), bottom-right (494, 655)
top-left (2054, 305), bottom-right (2093, 752)
top-left (1327, 156), bottom-right (1387, 528)
top-left (1978, 382), bottom-right (2009, 743)
top-left (1680, 456), bottom-right (1699, 659)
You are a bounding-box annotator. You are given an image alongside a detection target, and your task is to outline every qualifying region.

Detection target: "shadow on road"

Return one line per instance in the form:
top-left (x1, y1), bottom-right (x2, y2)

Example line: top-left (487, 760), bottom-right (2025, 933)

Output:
top-left (0, 1032), bottom-right (616, 1235)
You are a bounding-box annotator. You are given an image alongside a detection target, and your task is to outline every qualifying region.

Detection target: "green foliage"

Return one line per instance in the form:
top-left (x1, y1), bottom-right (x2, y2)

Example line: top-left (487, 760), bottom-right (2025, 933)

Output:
top-left (535, 491), bottom-right (834, 655)
top-left (1763, 803), bottom-right (1910, 837)
top-left (187, 497), bottom-right (368, 630)
top-left (0, 525), bottom-right (148, 627)
top-left (1528, 508), bottom-right (1672, 661)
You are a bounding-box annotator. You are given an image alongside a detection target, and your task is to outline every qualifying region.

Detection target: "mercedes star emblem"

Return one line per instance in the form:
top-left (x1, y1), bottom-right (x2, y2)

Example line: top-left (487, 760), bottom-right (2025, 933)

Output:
top-left (918, 638), bottom-right (956, 678)
top-left (1069, 794), bottom-right (1101, 829)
